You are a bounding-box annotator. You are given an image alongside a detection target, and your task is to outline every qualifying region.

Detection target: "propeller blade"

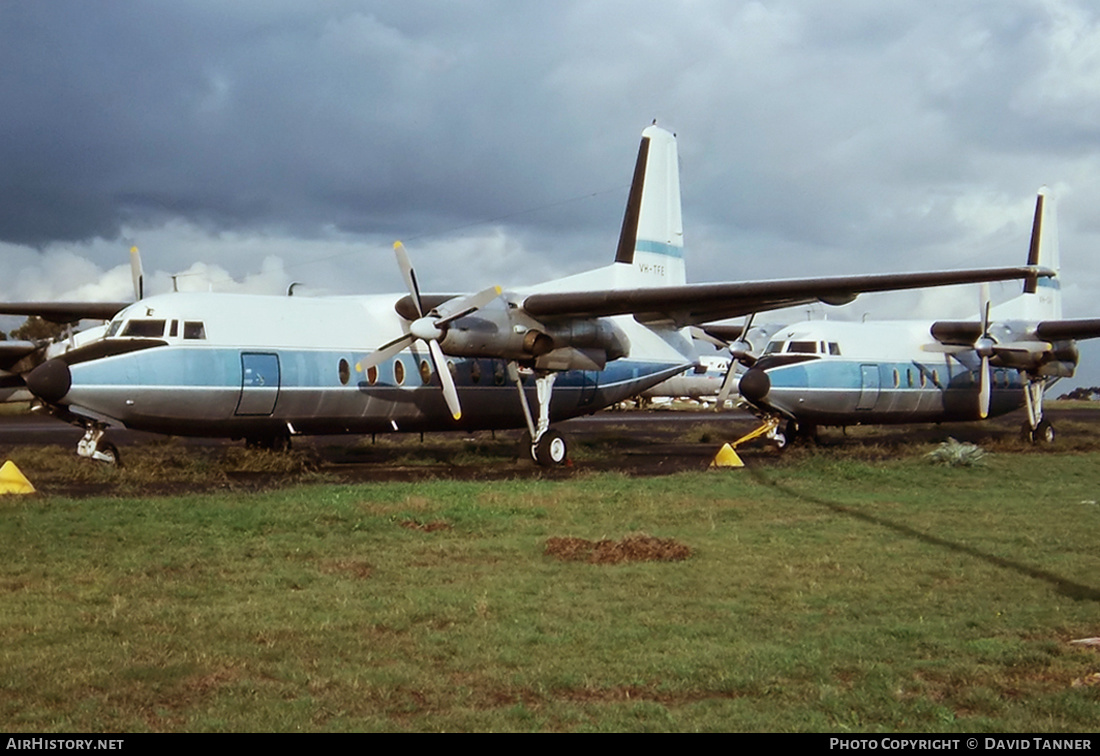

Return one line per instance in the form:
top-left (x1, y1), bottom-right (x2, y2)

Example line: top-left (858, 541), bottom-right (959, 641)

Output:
top-left (921, 343), bottom-right (969, 354)
top-left (130, 246), bottom-right (144, 300)
top-left (355, 333), bottom-right (414, 373)
top-left (716, 361), bottom-right (739, 406)
top-left (428, 339), bottom-right (462, 420)
top-left (434, 285), bottom-right (504, 326)
top-left (980, 283), bottom-right (991, 336)
top-left (738, 312), bottom-right (756, 343)
top-left (394, 241), bottom-right (424, 318)
top-left (689, 326), bottom-right (728, 349)
top-left (978, 354), bottom-right (991, 419)
top-left (977, 283), bottom-right (992, 419)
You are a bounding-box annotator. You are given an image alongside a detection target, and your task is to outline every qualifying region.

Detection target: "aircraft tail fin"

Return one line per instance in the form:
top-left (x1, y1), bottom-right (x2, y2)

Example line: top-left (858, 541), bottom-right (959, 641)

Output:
top-left (994, 187), bottom-right (1062, 321)
top-left (613, 124), bottom-right (685, 287)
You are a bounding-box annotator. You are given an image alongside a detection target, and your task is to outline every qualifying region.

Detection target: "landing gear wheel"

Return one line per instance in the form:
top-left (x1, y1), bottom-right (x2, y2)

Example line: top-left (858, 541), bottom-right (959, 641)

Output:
top-left (785, 420), bottom-right (818, 446)
top-left (98, 442), bottom-right (121, 466)
top-left (246, 432), bottom-right (291, 452)
top-left (1033, 419), bottom-right (1055, 445)
top-left (534, 429), bottom-right (568, 467)
top-left (1020, 421), bottom-right (1034, 443)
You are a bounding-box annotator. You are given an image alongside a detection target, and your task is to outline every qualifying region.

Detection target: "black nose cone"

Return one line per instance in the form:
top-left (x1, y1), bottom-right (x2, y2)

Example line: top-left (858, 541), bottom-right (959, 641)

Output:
top-left (25, 359), bottom-right (71, 403)
top-left (739, 367), bottom-right (771, 403)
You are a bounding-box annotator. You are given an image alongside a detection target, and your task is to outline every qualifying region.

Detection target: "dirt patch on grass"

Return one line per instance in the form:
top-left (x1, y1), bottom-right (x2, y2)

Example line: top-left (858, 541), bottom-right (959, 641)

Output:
top-left (400, 519), bottom-right (453, 532)
top-left (544, 534), bottom-right (692, 564)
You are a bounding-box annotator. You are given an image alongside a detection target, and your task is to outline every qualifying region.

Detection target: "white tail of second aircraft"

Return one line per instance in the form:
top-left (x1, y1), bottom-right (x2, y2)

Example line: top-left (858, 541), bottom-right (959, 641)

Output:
top-left (993, 186), bottom-right (1062, 322)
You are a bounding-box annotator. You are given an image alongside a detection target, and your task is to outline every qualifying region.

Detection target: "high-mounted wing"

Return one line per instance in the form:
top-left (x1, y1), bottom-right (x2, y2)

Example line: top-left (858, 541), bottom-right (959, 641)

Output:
top-left (931, 318), bottom-right (1100, 345)
top-left (0, 302), bottom-right (129, 324)
top-left (0, 341), bottom-right (39, 372)
top-left (521, 266), bottom-right (1053, 327)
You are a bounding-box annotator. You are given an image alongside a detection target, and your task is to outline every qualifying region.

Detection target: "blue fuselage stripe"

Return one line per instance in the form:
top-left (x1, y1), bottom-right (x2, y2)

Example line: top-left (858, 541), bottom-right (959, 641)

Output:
top-left (635, 240), bottom-right (684, 259)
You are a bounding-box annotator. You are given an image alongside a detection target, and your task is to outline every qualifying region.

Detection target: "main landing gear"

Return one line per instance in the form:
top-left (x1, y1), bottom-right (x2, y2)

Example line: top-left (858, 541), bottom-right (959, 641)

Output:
top-left (512, 365), bottom-right (569, 466)
top-left (1020, 375), bottom-right (1055, 445)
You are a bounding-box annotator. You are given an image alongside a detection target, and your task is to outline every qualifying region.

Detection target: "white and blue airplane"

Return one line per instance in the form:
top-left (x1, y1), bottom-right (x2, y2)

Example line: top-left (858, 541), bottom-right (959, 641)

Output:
top-left (731, 187), bottom-right (1100, 448)
top-left (1, 125), bottom-right (1053, 464)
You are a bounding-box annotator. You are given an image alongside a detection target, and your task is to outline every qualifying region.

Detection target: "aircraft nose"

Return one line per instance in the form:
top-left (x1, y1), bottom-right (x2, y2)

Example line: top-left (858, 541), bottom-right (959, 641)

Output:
top-left (25, 359), bottom-right (72, 403)
top-left (738, 367), bottom-right (771, 403)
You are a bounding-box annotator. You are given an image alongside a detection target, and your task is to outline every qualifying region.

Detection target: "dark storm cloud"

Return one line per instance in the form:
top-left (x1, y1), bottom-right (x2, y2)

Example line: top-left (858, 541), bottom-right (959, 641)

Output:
top-left (5, 0), bottom-right (1100, 292)
top-left (0, 1), bottom-right (606, 246)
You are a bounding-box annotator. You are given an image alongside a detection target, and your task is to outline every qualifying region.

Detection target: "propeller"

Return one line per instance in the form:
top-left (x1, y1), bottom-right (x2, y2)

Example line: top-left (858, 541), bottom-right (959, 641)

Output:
top-left (717, 313), bottom-right (758, 406)
top-left (976, 284), bottom-right (994, 419)
top-left (355, 242), bottom-right (501, 420)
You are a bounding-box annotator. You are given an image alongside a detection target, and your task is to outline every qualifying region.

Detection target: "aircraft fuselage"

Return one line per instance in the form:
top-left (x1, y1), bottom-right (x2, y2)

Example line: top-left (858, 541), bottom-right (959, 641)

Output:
top-left (31, 291), bottom-right (692, 439)
top-left (738, 320), bottom-right (1072, 426)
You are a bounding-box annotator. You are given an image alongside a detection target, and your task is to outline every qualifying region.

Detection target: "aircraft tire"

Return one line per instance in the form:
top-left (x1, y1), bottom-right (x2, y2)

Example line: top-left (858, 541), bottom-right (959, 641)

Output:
top-left (98, 442), bottom-right (121, 466)
top-left (1020, 422), bottom-right (1034, 443)
top-left (534, 429), bottom-right (568, 467)
top-left (785, 420), bottom-right (818, 446)
top-left (246, 432), bottom-right (291, 452)
top-left (1034, 419), bottom-right (1055, 445)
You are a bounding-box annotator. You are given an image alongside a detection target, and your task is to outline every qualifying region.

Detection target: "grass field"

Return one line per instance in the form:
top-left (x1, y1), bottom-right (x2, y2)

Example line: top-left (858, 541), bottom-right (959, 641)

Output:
top-left (1, 448), bottom-right (1099, 732)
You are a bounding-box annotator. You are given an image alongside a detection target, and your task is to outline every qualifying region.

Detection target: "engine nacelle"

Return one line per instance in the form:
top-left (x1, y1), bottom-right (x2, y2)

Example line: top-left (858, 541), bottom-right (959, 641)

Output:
top-left (438, 305), bottom-right (631, 366)
top-left (438, 309), bottom-right (553, 360)
top-left (542, 319), bottom-right (630, 362)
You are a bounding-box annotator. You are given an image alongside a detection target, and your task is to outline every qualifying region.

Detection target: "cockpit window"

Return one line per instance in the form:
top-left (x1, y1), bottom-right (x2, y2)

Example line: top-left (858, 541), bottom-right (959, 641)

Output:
top-left (105, 320), bottom-right (123, 338)
top-left (183, 321), bottom-right (206, 340)
top-left (828, 342), bottom-right (841, 355)
top-left (763, 341), bottom-right (782, 355)
top-left (787, 341), bottom-right (817, 354)
top-left (121, 319), bottom-right (166, 337)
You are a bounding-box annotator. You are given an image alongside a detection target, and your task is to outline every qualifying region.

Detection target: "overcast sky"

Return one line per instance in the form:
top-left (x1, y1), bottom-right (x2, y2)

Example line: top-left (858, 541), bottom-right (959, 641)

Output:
top-left (4, 1), bottom-right (1100, 386)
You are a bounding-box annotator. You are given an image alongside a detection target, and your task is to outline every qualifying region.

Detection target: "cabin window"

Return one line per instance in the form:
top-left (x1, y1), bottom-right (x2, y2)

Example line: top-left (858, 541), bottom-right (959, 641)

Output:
top-left (121, 319), bottom-right (166, 337)
top-left (892, 369), bottom-right (900, 388)
top-left (920, 371), bottom-right (927, 388)
top-left (447, 360), bottom-right (457, 380)
top-left (394, 360), bottom-right (405, 385)
top-left (493, 361), bottom-right (506, 386)
top-left (828, 342), bottom-right (841, 356)
top-left (788, 341), bottom-right (816, 354)
top-left (931, 369), bottom-right (940, 387)
top-left (338, 359), bottom-right (350, 386)
top-left (367, 365), bottom-right (378, 385)
top-left (419, 359), bottom-right (432, 385)
top-left (470, 360), bottom-right (481, 384)
top-left (183, 321), bottom-right (206, 340)
top-left (907, 368), bottom-right (914, 388)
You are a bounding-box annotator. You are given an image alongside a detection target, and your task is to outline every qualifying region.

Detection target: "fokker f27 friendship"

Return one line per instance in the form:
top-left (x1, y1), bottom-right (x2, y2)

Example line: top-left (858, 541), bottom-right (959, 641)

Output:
top-left (709, 188), bottom-right (1100, 449)
top-left (0, 125), bottom-right (1054, 464)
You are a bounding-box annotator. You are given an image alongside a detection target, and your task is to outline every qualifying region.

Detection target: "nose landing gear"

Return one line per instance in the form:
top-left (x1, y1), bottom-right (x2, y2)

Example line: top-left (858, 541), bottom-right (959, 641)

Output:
top-left (77, 423), bottom-right (121, 465)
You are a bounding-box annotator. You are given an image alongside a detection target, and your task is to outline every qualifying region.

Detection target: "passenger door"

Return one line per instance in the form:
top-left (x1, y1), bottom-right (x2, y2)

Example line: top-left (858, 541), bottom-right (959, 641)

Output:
top-left (236, 352), bottom-right (280, 416)
top-left (856, 364), bottom-right (879, 411)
